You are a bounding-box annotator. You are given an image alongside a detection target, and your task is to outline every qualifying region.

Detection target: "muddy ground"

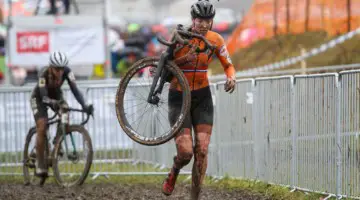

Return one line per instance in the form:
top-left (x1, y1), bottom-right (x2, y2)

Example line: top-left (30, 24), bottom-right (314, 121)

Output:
top-left (0, 182), bottom-right (271, 200)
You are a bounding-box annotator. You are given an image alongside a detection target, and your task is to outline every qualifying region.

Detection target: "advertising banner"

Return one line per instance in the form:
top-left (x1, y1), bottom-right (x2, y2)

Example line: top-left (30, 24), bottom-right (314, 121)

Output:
top-left (8, 16), bottom-right (105, 67)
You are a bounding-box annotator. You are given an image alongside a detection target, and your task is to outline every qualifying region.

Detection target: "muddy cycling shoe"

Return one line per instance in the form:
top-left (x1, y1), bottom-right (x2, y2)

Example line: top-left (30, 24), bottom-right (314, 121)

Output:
top-left (35, 168), bottom-right (48, 178)
top-left (162, 167), bottom-right (180, 196)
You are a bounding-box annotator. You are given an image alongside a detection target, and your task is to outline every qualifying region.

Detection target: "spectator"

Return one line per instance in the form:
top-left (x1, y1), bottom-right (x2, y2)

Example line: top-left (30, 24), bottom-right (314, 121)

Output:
top-left (47, 0), bottom-right (70, 15)
top-left (108, 28), bottom-right (125, 75)
top-left (124, 23), bottom-right (147, 52)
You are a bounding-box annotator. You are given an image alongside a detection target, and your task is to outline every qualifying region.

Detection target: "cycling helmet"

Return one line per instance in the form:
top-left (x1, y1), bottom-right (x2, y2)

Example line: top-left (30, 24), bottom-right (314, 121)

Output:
top-left (49, 51), bottom-right (69, 67)
top-left (190, 0), bottom-right (216, 19)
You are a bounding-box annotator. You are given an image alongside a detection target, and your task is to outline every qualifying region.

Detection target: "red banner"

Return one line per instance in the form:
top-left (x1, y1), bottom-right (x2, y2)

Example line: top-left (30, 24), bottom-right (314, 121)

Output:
top-left (16, 32), bottom-right (50, 53)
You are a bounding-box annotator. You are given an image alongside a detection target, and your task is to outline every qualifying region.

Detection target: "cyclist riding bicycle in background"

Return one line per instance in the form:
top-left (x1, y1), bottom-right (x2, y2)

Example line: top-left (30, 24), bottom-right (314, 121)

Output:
top-left (162, 0), bottom-right (236, 199)
top-left (30, 51), bottom-right (94, 178)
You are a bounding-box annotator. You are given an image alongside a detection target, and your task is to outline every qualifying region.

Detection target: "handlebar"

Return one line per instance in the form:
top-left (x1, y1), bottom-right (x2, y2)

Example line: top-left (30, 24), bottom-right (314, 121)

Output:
top-left (63, 107), bottom-right (92, 126)
top-left (156, 24), bottom-right (216, 53)
top-left (47, 103), bottom-right (93, 126)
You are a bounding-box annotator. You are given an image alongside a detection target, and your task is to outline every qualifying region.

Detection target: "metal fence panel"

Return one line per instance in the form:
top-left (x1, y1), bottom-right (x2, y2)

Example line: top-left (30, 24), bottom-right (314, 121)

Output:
top-left (213, 80), bottom-right (255, 179)
top-left (254, 76), bottom-right (293, 185)
top-left (339, 71), bottom-right (360, 198)
top-left (293, 74), bottom-right (338, 193)
top-left (0, 90), bottom-right (33, 175)
top-left (85, 85), bottom-right (138, 175)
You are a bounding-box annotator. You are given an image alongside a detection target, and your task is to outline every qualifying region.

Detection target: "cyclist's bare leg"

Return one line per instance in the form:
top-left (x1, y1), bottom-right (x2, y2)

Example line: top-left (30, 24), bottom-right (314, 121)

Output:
top-left (191, 124), bottom-right (212, 200)
top-left (35, 117), bottom-right (48, 176)
top-left (162, 128), bottom-right (193, 195)
top-left (174, 128), bottom-right (194, 169)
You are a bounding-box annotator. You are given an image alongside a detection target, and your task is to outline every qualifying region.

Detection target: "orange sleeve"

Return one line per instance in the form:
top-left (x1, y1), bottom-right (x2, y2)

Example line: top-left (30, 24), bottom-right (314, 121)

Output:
top-left (214, 34), bottom-right (236, 79)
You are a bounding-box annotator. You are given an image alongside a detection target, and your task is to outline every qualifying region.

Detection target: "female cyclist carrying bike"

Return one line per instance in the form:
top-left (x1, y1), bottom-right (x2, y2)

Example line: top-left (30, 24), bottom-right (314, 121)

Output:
top-left (161, 0), bottom-right (236, 199)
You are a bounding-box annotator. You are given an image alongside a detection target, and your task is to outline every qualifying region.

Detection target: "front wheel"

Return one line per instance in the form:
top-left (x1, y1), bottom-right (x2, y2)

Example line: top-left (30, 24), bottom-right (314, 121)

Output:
top-left (115, 57), bottom-right (191, 146)
top-left (52, 125), bottom-right (93, 187)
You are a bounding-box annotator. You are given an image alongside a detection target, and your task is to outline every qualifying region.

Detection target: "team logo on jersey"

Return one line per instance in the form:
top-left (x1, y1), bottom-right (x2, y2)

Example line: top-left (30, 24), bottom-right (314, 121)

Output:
top-left (39, 78), bottom-right (46, 87)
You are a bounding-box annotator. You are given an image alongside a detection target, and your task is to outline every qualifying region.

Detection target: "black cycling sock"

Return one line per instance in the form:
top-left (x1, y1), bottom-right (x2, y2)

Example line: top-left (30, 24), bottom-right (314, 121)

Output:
top-left (172, 166), bottom-right (180, 174)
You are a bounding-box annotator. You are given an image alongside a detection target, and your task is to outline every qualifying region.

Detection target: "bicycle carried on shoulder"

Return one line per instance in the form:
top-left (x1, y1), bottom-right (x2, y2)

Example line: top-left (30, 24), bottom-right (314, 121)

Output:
top-left (23, 102), bottom-right (94, 187)
top-left (115, 24), bottom-right (215, 146)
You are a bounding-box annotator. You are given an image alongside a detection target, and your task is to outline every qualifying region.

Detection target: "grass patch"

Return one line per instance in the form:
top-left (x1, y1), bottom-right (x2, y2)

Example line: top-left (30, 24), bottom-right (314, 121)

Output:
top-left (209, 31), bottom-right (360, 75)
top-left (207, 176), bottom-right (323, 200)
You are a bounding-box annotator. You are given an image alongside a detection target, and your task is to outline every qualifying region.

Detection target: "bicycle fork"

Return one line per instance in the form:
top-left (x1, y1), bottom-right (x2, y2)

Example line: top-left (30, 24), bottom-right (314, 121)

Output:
top-left (147, 53), bottom-right (170, 105)
top-left (59, 113), bottom-right (78, 161)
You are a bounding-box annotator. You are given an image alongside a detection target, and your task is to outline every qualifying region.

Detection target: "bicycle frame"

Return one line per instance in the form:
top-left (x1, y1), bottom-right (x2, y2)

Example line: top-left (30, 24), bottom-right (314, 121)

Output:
top-left (46, 108), bottom-right (90, 161)
top-left (146, 45), bottom-right (175, 105)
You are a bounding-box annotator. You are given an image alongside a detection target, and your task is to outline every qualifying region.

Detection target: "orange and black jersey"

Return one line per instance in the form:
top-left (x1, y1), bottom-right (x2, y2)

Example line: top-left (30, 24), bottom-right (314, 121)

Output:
top-left (170, 30), bottom-right (236, 91)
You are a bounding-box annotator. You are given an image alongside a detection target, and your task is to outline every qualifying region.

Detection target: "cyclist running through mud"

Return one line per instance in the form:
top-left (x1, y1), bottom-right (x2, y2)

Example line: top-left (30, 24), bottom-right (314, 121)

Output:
top-left (30, 51), bottom-right (93, 178)
top-left (162, 0), bottom-right (236, 199)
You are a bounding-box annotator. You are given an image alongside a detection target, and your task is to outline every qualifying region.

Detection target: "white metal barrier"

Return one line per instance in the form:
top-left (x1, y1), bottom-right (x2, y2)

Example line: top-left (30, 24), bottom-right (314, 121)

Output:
top-left (1, 71), bottom-right (360, 198)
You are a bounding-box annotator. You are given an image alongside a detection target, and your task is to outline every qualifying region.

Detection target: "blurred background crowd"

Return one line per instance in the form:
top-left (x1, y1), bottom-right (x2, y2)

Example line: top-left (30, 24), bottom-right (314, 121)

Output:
top-left (0, 0), bottom-right (244, 85)
top-left (0, 0), bottom-right (359, 85)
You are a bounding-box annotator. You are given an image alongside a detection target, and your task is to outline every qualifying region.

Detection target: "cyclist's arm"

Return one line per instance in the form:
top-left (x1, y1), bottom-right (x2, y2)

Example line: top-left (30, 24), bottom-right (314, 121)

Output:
top-left (65, 69), bottom-right (86, 107)
top-left (214, 36), bottom-right (236, 79)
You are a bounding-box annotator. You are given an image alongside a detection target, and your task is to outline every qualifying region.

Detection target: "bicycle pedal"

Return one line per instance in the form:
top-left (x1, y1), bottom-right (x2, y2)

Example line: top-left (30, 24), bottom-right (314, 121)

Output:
top-left (27, 162), bottom-right (36, 168)
top-left (26, 158), bottom-right (36, 168)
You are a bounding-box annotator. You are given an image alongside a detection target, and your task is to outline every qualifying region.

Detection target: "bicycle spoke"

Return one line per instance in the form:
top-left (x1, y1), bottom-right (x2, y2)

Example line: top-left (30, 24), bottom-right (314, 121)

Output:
top-left (159, 103), bottom-right (170, 116)
top-left (143, 109), bottom-right (151, 135)
top-left (124, 102), bottom-right (148, 122)
top-left (125, 88), bottom-right (147, 102)
top-left (131, 104), bottom-right (151, 132)
top-left (124, 101), bottom-right (147, 112)
top-left (154, 109), bottom-right (168, 136)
